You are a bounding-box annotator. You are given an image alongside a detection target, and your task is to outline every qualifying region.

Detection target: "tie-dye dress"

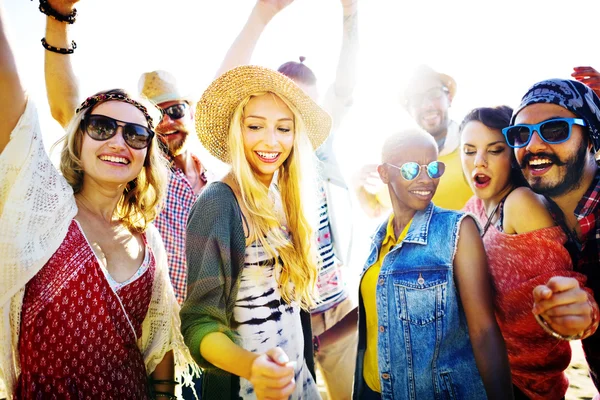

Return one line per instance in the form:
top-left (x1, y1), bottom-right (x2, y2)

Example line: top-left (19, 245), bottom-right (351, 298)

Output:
top-left (233, 239), bottom-right (320, 400)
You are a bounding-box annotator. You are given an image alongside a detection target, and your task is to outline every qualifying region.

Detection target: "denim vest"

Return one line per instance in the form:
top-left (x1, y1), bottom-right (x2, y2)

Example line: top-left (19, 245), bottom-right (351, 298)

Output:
top-left (353, 203), bottom-right (487, 400)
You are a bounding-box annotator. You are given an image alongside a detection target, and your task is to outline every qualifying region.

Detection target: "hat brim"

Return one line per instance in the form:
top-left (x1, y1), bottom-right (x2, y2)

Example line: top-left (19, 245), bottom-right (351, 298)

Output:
top-left (195, 65), bottom-right (332, 164)
top-left (400, 71), bottom-right (457, 108)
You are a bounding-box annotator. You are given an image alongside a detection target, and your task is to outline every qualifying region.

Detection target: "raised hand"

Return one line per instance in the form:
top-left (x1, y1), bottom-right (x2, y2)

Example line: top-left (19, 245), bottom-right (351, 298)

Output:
top-left (249, 347), bottom-right (296, 400)
top-left (572, 66), bottom-right (600, 98)
top-left (257, 0), bottom-right (295, 16)
top-left (532, 276), bottom-right (595, 338)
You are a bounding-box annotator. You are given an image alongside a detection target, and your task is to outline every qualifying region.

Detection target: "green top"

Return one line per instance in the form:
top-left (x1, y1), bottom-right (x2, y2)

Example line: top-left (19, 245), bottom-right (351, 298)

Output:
top-left (181, 181), bottom-right (315, 399)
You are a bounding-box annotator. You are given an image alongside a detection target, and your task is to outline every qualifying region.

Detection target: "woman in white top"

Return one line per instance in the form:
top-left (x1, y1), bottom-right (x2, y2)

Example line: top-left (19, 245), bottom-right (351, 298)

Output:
top-left (0, 6), bottom-right (196, 399)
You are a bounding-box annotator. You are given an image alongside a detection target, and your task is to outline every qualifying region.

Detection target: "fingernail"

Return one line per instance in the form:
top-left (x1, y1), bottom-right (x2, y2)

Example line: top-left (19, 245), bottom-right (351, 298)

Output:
top-left (277, 355), bottom-right (287, 364)
top-left (286, 361), bottom-right (297, 370)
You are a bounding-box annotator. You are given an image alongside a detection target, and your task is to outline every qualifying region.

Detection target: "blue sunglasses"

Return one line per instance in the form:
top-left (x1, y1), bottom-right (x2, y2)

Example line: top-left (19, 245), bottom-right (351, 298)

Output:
top-left (502, 117), bottom-right (587, 148)
top-left (386, 161), bottom-right (446, 181)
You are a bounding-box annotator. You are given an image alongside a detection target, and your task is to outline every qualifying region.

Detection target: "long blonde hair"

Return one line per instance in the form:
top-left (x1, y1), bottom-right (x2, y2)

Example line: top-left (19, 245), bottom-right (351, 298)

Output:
top-left (58, 89), bottom-right (168, 233)
top-left (228, 92), bottom-right (319, 309)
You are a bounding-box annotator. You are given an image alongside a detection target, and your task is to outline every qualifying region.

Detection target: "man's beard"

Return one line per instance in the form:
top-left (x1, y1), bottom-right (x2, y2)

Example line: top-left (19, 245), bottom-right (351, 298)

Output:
top-left (521, 144), bottom-right (588, 198)
top-left (161, 130), bottom-right (189, 158)
top-left (418, 111), bottom-right (449, 144)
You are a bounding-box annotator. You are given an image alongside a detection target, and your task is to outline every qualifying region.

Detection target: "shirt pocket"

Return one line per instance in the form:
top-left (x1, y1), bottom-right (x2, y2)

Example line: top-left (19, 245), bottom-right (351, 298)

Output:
top-left (393, 269), bottom-right (448, 326)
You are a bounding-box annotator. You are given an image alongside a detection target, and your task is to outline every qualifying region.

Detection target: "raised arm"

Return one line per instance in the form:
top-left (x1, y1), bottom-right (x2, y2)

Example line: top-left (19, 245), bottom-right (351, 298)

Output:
top-left (0, 2), bottom-right (26, 154)
top-left (454, 216), bottom-right (514, 400)
top-left (215, 0), bottom-right (294, 77)
top-left (323, 0), bottom-right (358, 126)
top-left (44, 0), bottom-right (80, 128)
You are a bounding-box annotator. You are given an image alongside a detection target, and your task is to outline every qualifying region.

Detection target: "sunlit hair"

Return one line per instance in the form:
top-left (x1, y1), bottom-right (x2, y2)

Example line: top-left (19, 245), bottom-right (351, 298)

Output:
top-left (228, 92), bottom-right (319, 309)
top-left (57, 88), bottom-right (168, 233)
top-left (459, 106), bottom-right (528, 188)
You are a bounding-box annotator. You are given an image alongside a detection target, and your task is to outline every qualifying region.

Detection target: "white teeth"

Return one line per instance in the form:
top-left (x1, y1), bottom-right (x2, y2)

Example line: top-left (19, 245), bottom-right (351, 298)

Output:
top-left (256, 151), bottom-right (279, 159)
top-left (529, 159), bottom-right (552, 166)
top-left (99, 155), bottom-right (129, 164)
top-left (412, 190), bottom-right (432, 196)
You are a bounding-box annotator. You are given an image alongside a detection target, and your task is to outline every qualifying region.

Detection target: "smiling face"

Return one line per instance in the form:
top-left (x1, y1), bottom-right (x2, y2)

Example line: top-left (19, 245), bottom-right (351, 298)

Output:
top-left (241, 93), bottom-right (295, 186)
top-left (155, 100), bottom-right (193, 157)
top-left (406, 76), bottom-right (451, 141)
top-left (379, 135), bottom-right (440, 213)
top-left (461, 121), bottom-right (513, 202)
top-left (513, 103), bottom-right (590, 197)
top-left (80, 101), bottom-right (148, 188)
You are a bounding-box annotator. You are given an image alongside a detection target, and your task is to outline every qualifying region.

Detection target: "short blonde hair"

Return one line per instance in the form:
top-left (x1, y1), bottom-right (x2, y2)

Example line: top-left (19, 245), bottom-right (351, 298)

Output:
top-left (228, 92), bottom-right (319, 309)
top-left (58, 89), bottom-right (168, 233)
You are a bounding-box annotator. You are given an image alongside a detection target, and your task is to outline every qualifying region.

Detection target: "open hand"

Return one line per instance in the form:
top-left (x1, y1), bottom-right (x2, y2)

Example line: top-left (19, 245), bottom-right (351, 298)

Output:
top-left (572, 66), bottom-right (600, 98)
top-left (249, 347), bottom-right (296, 400)
top-left (532, 276), bottom-right (593, 337)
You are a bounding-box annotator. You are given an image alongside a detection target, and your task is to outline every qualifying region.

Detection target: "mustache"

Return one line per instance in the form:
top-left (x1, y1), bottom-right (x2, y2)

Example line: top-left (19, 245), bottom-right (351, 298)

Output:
top-left (520, 152), bottom-right (566, 169)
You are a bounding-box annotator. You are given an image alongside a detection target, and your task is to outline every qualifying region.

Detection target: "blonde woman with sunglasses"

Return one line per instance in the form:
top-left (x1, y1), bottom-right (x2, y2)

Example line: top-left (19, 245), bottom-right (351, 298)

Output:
top-left (460, 106), bottom-right (599, 400)
top-left (0, 7), bottom-right (197, 397)
top-left (353, 128), bottom-right (513, 400)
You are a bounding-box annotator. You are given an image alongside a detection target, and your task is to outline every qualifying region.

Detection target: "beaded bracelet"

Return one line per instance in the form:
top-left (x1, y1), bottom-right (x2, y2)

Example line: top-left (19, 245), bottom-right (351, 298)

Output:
top-left (534, 313), bottom-right (584, 341)
top-left (153, 391), bottom-right (177, 400)
top-left (41, 38), bottom-right (77, 54)
top-left (39, 0), bottom-right (77, 24)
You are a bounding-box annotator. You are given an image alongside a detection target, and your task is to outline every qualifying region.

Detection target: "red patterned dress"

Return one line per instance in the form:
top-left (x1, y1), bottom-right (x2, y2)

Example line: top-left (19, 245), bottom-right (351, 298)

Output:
top-left (464, 196), bottom-right (589, 400)
top-left (16, 220), bottom-right (155, 399)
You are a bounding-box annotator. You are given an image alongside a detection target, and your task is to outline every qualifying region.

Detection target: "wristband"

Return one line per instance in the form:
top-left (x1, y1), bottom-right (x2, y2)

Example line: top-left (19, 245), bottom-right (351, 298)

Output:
top-left (41, 38), bottom-right (77, 54)
top-left (39, 0), bottom-right (77, 24)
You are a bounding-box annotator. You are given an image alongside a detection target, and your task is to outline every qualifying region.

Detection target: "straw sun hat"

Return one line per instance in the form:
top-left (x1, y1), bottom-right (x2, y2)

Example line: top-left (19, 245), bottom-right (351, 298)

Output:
top-left (195, 65), bottom-right (332, 164)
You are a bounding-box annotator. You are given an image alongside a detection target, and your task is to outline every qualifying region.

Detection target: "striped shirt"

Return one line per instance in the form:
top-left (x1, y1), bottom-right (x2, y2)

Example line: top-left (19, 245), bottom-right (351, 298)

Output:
top-left (312, 183), bottom-right (347, 314)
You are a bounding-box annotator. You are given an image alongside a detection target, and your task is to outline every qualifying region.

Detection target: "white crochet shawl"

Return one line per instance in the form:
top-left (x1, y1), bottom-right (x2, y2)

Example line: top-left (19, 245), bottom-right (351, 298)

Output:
top-left (0, 99), bottom-right (198, 398)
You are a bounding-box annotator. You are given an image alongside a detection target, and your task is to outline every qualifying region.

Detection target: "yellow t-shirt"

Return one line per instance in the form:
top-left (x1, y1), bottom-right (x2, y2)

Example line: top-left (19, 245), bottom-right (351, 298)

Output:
top-left (433, 147), bottom-right (473, 210)
top-left (360, 215), bottom-right (412, 393)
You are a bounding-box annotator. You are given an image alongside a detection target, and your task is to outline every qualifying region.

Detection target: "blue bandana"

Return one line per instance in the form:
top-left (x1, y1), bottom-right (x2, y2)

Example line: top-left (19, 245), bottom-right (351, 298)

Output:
top-left (512, 79), bottom-right (600, 152)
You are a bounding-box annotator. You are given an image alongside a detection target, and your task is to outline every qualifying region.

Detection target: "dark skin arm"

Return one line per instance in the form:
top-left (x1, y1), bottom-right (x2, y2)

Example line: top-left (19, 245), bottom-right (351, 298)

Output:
top-left (454, 217), bottom-right (513, 400)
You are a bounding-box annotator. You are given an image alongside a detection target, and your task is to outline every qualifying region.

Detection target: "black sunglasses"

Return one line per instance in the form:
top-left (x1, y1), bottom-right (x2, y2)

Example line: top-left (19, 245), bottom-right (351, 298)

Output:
top-left (81, 114), bottom-right (154, 150)
top-left (162, 103), bottom-right (188, 120)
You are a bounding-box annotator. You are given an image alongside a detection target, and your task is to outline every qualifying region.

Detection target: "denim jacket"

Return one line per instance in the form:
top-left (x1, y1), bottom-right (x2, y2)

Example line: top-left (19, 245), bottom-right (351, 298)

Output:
top-left (353, 203), bottom-right (487, 400)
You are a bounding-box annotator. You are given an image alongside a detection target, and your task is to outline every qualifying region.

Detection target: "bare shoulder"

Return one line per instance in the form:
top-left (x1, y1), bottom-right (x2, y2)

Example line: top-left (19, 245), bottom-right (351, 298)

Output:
top-left (503, 186), bottom-right (555, 234)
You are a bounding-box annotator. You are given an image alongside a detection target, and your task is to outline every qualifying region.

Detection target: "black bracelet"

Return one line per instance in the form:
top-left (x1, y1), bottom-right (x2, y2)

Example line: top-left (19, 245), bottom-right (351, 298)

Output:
top-left (153, 391), bottom-right (177, 400)
top-left (41, 38), bottom-right (77, 54)
top-left (150, 379), bottom-right (179, 385)
top-left (39, 0), bottom-right (77, 24)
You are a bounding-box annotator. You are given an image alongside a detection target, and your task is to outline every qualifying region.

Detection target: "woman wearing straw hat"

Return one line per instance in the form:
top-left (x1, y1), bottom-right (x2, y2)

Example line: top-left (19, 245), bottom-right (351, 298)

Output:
top-left (181, 65), bottom-right (330, 400)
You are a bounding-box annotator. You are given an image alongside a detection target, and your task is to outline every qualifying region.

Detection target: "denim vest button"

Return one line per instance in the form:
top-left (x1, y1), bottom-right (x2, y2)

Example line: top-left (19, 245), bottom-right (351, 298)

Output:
top-left (378, 278), bottom-right (385, 286)
top-left (379, 325), bottom-right (385, 333)
top-left (381, 373), bottom-right (390, 380)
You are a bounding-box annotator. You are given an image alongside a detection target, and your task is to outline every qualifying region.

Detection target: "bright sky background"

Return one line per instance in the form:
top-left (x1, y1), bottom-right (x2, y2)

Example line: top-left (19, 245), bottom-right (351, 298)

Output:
top-left (4, 0), bottom-right (600, 160)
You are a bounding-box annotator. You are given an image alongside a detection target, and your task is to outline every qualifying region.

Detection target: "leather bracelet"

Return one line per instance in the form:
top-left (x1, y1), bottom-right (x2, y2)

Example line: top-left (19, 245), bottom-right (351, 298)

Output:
top-left (534, 313), bottom-right (584, 341)
top-left (41, 38), bottom-right (77, 54)
top-left (39, 0), bottom-right (77, 24)
top-left (150, 378), bottom-right (178, 385)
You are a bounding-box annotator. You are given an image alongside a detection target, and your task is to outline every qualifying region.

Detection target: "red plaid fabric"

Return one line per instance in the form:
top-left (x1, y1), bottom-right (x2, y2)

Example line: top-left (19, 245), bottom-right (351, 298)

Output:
top-left (573, 167), bottom-right (600, 389)
top-left (154, 156), bottom-right (203, 304)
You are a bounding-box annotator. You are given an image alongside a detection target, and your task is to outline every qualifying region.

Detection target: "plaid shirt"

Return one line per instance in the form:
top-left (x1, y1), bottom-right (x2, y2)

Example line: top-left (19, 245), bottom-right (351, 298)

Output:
top-left (154, 155), bottom-right (205, 304)
top-left (573, 167), bottom-right (600, 388)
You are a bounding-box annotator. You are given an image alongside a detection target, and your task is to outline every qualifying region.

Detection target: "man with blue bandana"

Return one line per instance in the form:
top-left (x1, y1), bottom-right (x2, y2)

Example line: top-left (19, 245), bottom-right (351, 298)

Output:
top-left (507, 78), bottom-right (600, 389)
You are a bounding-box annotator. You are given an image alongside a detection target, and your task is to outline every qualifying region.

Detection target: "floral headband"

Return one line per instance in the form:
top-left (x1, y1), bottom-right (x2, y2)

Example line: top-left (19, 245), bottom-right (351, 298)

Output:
top-left (75, 93), bottom-right (158, 128)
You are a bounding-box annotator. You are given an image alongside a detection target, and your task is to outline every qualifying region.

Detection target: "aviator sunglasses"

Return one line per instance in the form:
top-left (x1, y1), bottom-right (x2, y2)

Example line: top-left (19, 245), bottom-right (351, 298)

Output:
top-left (502, 117), bottom-right (587, 148)
top-left (162, 103), bottom-right (188, 120)
top-left (386, 161), bottom-right (446, 181)
top-left (81, 114), bottom-right (154, 150)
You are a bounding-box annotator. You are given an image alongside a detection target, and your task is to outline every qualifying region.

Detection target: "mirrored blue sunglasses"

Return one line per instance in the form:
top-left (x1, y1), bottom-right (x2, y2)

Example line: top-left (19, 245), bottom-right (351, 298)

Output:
top-left (386, 161), bottom-right (446, 181)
